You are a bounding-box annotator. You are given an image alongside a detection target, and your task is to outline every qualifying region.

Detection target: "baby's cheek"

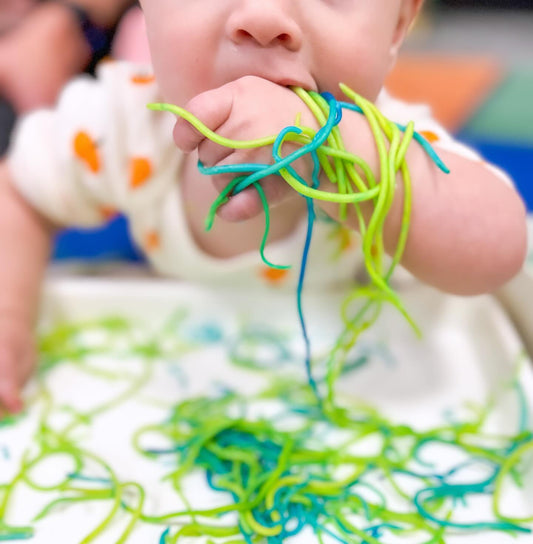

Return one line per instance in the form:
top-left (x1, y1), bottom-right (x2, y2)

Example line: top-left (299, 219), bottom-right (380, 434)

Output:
top-left (146, 40), bottom-right (190, 104)
top-left (156, 63), bottom-right (210, 107)
top-left (316, 44), bottom-right (387, 101)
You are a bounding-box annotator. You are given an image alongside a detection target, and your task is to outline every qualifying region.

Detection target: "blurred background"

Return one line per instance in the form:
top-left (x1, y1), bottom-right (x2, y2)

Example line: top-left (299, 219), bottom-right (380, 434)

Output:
top-left (1, 0), bottom-right (532, 262)
top-left (396, 0), bottom-right (533, 213)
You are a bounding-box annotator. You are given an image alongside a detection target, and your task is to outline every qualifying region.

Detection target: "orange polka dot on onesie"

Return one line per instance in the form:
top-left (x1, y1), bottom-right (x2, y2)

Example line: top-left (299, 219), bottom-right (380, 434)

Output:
top-left (99, 206), bottom-right (118, 221)
top-left (259, 267), bottom-right (290, 285)
top-left (144, 230), bottom-right (161, 252)
top-left (419, 130), bottom-right (440, 144)
top-left (131, 74), bottom-right (156, 85)
top-left (73, 131), bottom-right (100, 173)
top-left (130, 157), bottom-right (152, 189)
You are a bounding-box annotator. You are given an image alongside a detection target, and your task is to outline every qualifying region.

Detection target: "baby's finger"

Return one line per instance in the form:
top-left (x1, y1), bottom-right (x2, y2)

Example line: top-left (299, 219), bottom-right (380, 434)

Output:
top-left (206, 147), bottom-right (296, 222)
top-left (216, 184), bottom-right (295, 222)
top-left (197, 135), bottom-right (234, 169)
top-left (0, 349), bottom-right (24, 414)
top-left (173, 85), bottom-right (234, 153)
top-left (216, 185), bottom-right (264, 222)
top-left (0, 379), bottom-right (23, 414)
top-left (214, 174), bottom-right (299, 223)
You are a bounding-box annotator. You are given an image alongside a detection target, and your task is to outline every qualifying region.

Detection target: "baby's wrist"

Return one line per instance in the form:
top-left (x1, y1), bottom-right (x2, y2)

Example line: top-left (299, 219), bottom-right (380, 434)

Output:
top-left (312, 108), bottom-right (380, 223)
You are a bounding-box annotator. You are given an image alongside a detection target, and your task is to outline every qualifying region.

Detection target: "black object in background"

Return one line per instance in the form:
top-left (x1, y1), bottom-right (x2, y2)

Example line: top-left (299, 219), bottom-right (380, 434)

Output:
top-left (439, 0), bottom-right (533, 8)
top-left (0, 97), bottom-right (16, 157)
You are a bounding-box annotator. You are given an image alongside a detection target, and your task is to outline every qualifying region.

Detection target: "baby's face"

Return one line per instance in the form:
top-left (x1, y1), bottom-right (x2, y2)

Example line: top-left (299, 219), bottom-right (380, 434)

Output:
top-left (141, 0), bottom-right (419, 105)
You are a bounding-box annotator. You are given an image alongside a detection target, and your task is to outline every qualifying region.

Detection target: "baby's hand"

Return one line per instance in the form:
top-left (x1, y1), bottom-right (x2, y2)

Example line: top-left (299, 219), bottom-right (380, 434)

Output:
top-left (173, 76), bottom-right (319, 222)
top-left (0, 316), bottom-right (36, 415)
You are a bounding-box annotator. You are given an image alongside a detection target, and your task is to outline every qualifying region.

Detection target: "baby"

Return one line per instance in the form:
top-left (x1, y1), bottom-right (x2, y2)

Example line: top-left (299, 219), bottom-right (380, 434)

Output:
top-left (0, 0), bottom-right (527, 414)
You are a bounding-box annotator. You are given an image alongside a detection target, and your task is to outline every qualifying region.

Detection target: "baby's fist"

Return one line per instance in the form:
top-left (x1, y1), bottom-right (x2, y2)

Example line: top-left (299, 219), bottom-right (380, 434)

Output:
top-left (173, 76), bottom-right (319, 221)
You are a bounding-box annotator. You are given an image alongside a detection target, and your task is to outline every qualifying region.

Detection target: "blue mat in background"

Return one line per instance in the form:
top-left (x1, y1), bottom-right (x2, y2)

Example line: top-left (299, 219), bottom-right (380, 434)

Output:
top-left (53, 215), bottom-right (142, 262)
top-left (458, 135), bottom-right (533, 210)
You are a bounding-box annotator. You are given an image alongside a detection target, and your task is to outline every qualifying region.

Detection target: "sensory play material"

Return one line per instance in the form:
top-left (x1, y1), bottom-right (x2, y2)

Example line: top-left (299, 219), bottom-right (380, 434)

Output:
top-left (0, 280), bottom-right (532, 543)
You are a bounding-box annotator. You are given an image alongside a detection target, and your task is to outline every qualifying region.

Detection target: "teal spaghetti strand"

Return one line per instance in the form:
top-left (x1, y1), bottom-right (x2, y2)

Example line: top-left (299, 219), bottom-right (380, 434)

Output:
top-left (338, 101), bottom-right (450, 174)
top-left (272, 125), bottom-right (322, 404)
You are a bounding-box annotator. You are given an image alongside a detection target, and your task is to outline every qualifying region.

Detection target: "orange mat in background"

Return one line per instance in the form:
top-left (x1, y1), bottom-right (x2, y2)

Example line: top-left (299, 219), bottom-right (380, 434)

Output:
top-left (386, 55), bottom-right (504, 132)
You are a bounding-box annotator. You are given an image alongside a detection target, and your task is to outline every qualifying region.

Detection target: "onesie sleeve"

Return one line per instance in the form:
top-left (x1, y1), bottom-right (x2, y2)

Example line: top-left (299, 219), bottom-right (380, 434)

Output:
top-left (377, 89), bottom-right (514, 187)
top-left (7, 62), bottom-right (177, 227)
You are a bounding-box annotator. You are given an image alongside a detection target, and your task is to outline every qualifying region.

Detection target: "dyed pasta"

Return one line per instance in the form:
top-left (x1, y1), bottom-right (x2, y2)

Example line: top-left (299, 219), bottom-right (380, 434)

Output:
top-left (0, 316), bottom-right (531, 543)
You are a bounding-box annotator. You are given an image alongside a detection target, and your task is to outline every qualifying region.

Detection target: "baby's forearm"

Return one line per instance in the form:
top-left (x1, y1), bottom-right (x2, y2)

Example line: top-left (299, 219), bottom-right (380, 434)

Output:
top-left (0, 162), bottom-right (53, 325)
top-left (317, 114), bottom-right (527, 295)
top-left (384, 147), bottom-right (526, 294)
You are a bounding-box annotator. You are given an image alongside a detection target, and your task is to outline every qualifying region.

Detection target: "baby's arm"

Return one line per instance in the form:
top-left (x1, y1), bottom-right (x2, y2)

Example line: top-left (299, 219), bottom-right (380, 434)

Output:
top-left (316, 121), bottom-right (528, 295)
top-left (173, 77), bottom-right (527, 295)
top-left (0, 62), bottom-right (176, 413)
top-left (0, 161), bottom-right (54, 413)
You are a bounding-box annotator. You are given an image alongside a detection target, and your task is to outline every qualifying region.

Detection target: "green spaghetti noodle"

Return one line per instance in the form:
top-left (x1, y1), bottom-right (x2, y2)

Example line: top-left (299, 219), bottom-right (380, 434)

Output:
top-left (1, 315), bottom-right (531, 542)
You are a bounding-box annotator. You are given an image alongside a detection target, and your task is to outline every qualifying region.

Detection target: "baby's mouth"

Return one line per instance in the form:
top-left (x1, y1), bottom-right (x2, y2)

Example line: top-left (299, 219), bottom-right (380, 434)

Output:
top-left (272, 76), bottom-right (315, 91)
top-left (220, 61), bottom-right (316, 93)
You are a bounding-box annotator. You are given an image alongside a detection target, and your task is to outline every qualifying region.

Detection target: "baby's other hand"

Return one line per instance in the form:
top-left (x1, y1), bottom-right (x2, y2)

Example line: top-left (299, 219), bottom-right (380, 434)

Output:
top-left (173, 75), bottom-right (319, 222)
top-left (0, 316), bottom-right (36, 416)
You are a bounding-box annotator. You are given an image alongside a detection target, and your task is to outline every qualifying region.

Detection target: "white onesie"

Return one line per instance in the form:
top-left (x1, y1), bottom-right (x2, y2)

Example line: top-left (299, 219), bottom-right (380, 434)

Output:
top-left (8, 62), bottom-right (512, 290)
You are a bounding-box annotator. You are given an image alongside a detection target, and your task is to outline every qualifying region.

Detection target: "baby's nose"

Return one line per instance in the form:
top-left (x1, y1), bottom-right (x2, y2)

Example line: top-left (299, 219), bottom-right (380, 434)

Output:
top-left (226, 0), bottom-right (302, 51)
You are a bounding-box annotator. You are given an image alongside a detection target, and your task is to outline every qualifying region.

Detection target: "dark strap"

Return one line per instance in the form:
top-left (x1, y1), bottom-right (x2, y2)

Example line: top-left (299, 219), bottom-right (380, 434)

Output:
top-left (52, 1), bottom-right (115, 72)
